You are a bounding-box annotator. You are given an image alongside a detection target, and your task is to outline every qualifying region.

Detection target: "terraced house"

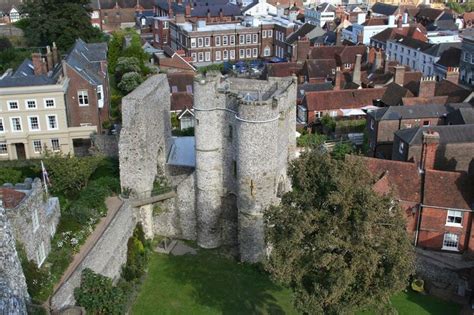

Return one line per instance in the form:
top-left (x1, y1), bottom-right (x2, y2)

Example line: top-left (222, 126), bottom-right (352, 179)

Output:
top-left (0, 40), bottom-right (108, 160)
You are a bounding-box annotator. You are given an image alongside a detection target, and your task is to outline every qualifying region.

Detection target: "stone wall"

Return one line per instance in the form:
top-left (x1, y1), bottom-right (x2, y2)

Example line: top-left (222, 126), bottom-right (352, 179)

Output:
top-left (0, 205), bottom-right (29, 314)
top-left (119, 74), bottom-right (171, 195)
top-left (6, 178), bottom-right (61, 266)
top-left (91, 134), bottom-right (119, 157)
top-left (51, 201), bottom-right (135, 309)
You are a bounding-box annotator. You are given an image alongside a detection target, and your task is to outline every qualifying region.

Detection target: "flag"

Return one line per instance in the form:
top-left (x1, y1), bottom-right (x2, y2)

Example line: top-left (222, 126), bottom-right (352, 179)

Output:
top-left (41, 160), bottom-right (50, 187)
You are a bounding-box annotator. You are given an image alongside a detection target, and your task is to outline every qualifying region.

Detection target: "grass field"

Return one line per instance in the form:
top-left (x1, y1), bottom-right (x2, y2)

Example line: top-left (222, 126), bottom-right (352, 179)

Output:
top-left (132, 250), bottom-right (462, 315)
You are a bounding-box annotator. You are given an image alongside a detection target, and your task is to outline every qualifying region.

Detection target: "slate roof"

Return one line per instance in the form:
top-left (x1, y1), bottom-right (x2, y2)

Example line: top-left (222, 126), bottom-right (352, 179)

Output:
top-left (155, 0), bottom-right (241, 17)
top-left (286, 23), bottom-right (316, 44)
top-left (297, 82), bottom-right (333, 99)
top-left (423, 42), bottom-right (462, 57)
top-left (368, 103), bottom-right (472, 121)
top-left (435, 47), bottom-right (462, 68)
top-left (416, 7), bottom-right (443, 21)
top-left (95, 0), bottom-right (154, 10)
top-left (370, 26), bottom-right (427, 45)
top-left (64, 39), bottom-right (107, 86)
top-left (0, 57), bottom-right (62, 88)
top-left (446, 107), bottom-right (474, 125)
top-left (395, 124), bottom-right (474, 146)
top-left (391, 36), bottom-right (432, 51)
top-left (435, 80), bottom-right (471, 103)
top-left (380, 82), bottom-right (413, 106)
top-left (371, 3), bottom-right (398, 16)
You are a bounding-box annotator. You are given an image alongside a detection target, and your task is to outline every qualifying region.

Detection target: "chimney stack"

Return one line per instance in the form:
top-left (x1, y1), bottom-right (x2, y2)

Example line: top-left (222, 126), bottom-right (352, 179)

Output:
top-left (421, 130), bottom-right (440, 171)
top-left (31, 52), bottom-right (47, 76)
top-left (334, 67), bottom-right (342, 90)
top-left (372, 50), bottom-right (382, 72)
top-left (418, 76), bottom-right (436, 98)
top-left (46, 45), bottom-right (53, 71)
top-left (445, 67), bottom-right (460, 84)
top-left (397, 16), bottom-right (402, 28)
top-left (185, 3), bottom-right (191, 16)
top-left (52, 42), bottom-right (60, 65)
top-left (393, 65), bottom-right (405, 86)
top-left (384, 54), bottom-right (389, 73)
top-left (353, 53), bottom-right (362, 85)
top-left (219, 8), bottom-right (223, 19)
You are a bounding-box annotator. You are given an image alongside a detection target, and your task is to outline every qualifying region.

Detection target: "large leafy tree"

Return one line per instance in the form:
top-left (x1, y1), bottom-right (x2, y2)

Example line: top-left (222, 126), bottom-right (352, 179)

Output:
top-left (265, 151), bottom-right (414, 314)
top-left (19, 0), bottom-right (104, 50)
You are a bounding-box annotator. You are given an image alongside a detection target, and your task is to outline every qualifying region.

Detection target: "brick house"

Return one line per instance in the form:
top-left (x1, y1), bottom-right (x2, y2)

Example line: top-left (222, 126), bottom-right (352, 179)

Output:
top-left (168, 72), bottom-right (195, 130)
top-left (62, 39), bottom-right (110, 134)
top-left (366, 103), bottom-right (473, 159)
top-left (358, 131), bottom-right (474, 254)
top-left (393, 124), bottom-right (474, 173)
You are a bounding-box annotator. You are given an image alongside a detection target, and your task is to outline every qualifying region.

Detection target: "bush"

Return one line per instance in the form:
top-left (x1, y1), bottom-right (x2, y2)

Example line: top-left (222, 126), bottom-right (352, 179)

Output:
top-left (297, 133), bottom-right (327, 147)
top-left (75, 268), bottom-right (125, 314)
top-left (331, 142), bottom-right (353, 160)
top-left (172, 127), bottom-right (194, 137)
top-left (115, 56), bottom-right (141, 81)
top-left (118, 71), bottom-right (143, 94)
top-left (17, 243), bottom-right (51, 300)
top-left (0, 168), bottom-right (22, 184)
top-left (0, 37), bottom-right (12, 51)
top-left (122, 224), bottom-right (150, 282)
top-left (320, 114), bottom-right (336, 133)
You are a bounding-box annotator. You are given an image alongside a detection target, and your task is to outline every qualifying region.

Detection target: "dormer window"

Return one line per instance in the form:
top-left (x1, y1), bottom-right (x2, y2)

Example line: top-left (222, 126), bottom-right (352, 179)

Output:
top-left (398, 141), bottom-right (404, 154)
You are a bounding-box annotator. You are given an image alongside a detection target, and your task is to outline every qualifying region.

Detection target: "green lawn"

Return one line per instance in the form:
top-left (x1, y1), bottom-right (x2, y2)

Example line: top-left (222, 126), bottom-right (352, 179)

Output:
top-left (132, 250), bottom-right (462, 315)
top-left (132, 250), bottom-right (297, 315)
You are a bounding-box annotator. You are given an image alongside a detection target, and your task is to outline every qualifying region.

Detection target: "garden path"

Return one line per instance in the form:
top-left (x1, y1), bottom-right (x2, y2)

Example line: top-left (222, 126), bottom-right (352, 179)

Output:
top-left (50, 196), bottom-right (124, 298)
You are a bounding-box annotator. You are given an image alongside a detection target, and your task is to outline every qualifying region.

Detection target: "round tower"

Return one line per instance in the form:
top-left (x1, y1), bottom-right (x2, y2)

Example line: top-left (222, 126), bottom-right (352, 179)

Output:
top-left (193, 72), bottom-right (225, 248)
top-left (235, 95), bottom-right (280, 262)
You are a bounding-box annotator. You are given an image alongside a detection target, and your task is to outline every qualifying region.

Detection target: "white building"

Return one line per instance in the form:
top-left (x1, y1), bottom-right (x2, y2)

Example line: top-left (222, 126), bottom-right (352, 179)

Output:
top-left (305, 3), bottom-right (336, 28)
top-left (342, 13), bottom-right (408, 45)
top-left (242, 0), bottom-right (278, 17)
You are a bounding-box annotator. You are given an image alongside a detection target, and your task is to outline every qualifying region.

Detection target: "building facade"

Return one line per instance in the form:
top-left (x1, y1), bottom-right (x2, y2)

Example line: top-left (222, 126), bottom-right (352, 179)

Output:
top-left (460, 32), bottom-right (474, 87)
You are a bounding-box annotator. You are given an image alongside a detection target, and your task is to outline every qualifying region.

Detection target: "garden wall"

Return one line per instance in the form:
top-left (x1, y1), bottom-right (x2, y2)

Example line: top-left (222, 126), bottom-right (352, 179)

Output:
top-left (51, 201), bottom-right (136, 309)
top-left (92, 134), bottom-right (119, 157)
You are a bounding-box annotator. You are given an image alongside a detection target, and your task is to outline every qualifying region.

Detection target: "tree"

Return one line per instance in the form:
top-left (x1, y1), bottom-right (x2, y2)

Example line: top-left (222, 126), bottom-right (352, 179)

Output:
top-left (74, 268), bottom-right (125, 315)
top-left (19, 0), bottom-right (104, 50)
top-left (264, 151), bottom-right (414, 314)
top-left (0, 168), bottom-right (22, 185)
top-left (330, 142), bottom-right (353, 160)
top-left (115, 56), bottom-right (140, 81)
top-left (117, 71), bottom-right (143, 94)
top-left (0, 37), bottom-right (12, 51)
top-left (108, 31), bottom-right (125, 75)
top-left (44, 153), bottom-right (104, 196)
top-left (296, 133), bottom-right (327, 148)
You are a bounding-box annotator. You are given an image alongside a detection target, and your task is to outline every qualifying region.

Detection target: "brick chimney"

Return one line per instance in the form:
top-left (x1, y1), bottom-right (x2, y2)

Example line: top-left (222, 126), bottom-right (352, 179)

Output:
top-left (384, 54), bottom-right (389, 73)
top-left (185, 3), bottom-right (191, 16)
top-left (31, 52), bottom-right (47, 76)
top-left (421, 130), bottom-right (439, 171)
top-left (393, 65), bottom-right (405, 86)
top-left (372, 50), bottom-right (382, 72)
top-left (334, 67), bottom-right (342, 90)
top-left (46, 45), bottom-right (53, 71)
top-left (353, 53), bottom-right (361, 85)
top-left (418, 76), bottom-right (436, 98)
top-left (52, 42), bottom-right (60, 65)
top-left (219, 8), bottom-right (223, 19)
top-left (296, 38), bottom-right (310, 61)
top-left (335, 30), bottom-right (342, 46)
top-left (445, 67), bottom-right (460, 84)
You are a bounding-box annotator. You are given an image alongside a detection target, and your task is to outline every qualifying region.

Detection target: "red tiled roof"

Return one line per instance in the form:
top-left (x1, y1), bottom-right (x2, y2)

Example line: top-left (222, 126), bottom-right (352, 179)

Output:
top-left (266, 62), bottom-right (302, 77)
top-left (167, 72), bottom-right (194, 93)
top-left (304, 59), bottom-right (336, 79)
top-left (309, 46), bottom-right (344, 59)
top-left (402, 96), bottom-right (448, 106)
top-left (435, 80), bottom-right (471, 103)
top-left (424, 170), bottom-right (473, 210)
top-left (358, 157), bottom-right (421, 202)
top-left (0, 188), bottom-right (26, 209)
top-left (362, 18), bottom-right (387, 26)
top-left (335, 45), bottom-right (367, 66)
top-left (171, 92), bottom-right (193, 112)
top-left (304, 87), bottom-right (386, 111)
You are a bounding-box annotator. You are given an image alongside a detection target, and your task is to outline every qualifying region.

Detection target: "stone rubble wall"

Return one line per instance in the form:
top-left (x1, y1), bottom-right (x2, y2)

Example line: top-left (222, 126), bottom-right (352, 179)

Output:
top-left (51, 202), bottom-right (135, 309)
top-left (91, 134), bottom-right (119, 157)
top-left (0, 205), bottom-right (29, 314)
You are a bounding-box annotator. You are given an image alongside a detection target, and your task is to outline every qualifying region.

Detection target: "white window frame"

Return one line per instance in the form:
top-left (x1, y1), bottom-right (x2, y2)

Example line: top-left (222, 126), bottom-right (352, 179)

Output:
top-left (246, 34), bottom-right (251, 44)
top-left (230, 50), bottom-right (235, 60)
top-left (8, 100), bottom-right (19, 111)
top-left (253, 33), bottom-right (258, 44)
top-left (229, 35), bottom-right (235, 45)
top-left (0, 142), bottom-right (7, 155)
top-left (223, 35), bottom-right (228, 46)
top-left (47, 114), bottom-right (58, 130)
top-left (264, 46), bottom-right (271, 57)
top-left (25, 99), bottom-right (37, 109)
top-left (32, 208), bottom-right (39, 232)
top-left (191, 38), bottom-right (196, 48)
top-left (32, 140), bottom-right (42, 154)
top-left (191, 52), bottom-right (197, 62)
top-left (442, 232), bottom-right (459, 251)
top-left (198, 52), bottom-right (204, 62)
top-left (78, 91), bottom-right (89, 106)
top-left (204, 36), bottom-right (210, 47)
top-left (28, 115), bottom-right (40, 131)
top-left (198, 37), bottom-right (203, 47)
top-left (262, 30), bottom-right (267, 38)
top-left (267, 30), bottom-right (273, 38)
top-left (239, 35), bottom-right (245, 44)
top-left (215, 36), bottom-right (221, 46)
top-left (239, 49), bottom-right (245, 58)
top-left (0, 117), bottom-right (4, 133)
top-left (51, 138), bottom-right (60, 152)
top-left (223, 50), bottom-right (228, 60)
top-left (10, 117), bottom-right (22, 132)
top-left (252, 48), bottom-right (258, 58)
top-left (330, 110), bottom-right (337, 117)
top-left (44, 98), bottom-right (55, 108)
top-left (36, 241), bottom-right (46, 267)
top-left (205, 51), bottom-right (211, 62)
top-left (215, 50), bottom-right (221, 61)
top-left (446, 210), bottom-right (463, 227)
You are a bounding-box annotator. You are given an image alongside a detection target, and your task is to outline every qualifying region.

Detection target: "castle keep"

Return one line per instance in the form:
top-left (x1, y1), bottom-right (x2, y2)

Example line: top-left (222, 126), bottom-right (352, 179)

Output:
top-left (119, 72), bottom-right (297, 262)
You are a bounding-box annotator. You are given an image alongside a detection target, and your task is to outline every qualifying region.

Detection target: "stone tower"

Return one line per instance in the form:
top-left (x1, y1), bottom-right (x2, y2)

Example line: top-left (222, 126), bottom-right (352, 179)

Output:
top-left (194, 72), bottom-right (297, 262)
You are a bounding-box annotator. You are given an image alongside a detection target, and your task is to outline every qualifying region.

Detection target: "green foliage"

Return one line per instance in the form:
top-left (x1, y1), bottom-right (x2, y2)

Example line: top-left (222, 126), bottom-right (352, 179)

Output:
top-left (0, 37), bottom-right (12, 51)
top-left (17, 243), bottom-right (50, 300)
top-left (115, 56), bottom-right (141, 81)
top-left (320, 114), bottom-right (336, 133)
top-left (117, 71), bottom-right (143, 94)
top-left (171, 112), bottom-right (180, 129)
top-left (102, 119), bottom-right (112, 130)
top-left (108, 31), bottom-right (125, 75)
top-left (296, 132), bottom-right (326, 148)
top-left (198, 63), bottom-right (224, 74)
top-left (0, 47), bottom-right (33, 73)
top-left (44, 153), bottom-right (104, 196)
top-left (331, 142), bottom-right (353, 160)
top-left (122, 223), bottom-right (150, 282)
top-left (75, 268), bottom-right (125, 315)
top-left (0, 168), bottom-right (22, 184)
top-left (447, 1), bottom-right (464, 13)
top-left (264, 151), bottom-right (415, 314)
top-left (19, 0), bottom-right (105, 50)
top-left (172, 127), bottom-right (195, 137)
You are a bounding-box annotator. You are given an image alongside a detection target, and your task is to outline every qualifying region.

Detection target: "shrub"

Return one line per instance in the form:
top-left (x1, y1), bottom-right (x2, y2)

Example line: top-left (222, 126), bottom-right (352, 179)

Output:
top-left (320, 114), bottom-right (336, 133)
top-left (75, 268), bottom-right (125, 314)
top-left (0, 168), bottom-right (22, 184)
top-left (115, 56), bottom-right (141, 81)
top-left (297, 133), bottom-right (327, 148)
top-left (17, 243), bottom-right (51, 300)
top-left (122, 223), bottom-right (150, 282)
top-left (331, 142), bottom-right (353, 160)
top-left (102, 120), bottom-right (112, 130)
top-left (172, 127), bottom-right (194, 137)
top-left (118, 71), bottom-right (143, 94)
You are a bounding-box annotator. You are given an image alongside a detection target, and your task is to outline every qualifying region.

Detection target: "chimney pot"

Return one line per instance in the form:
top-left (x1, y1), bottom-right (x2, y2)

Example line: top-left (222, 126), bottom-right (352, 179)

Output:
top-left (418, 76), bottom-right (436, 98)
top-left (393, 65), bottom-right (405, 86)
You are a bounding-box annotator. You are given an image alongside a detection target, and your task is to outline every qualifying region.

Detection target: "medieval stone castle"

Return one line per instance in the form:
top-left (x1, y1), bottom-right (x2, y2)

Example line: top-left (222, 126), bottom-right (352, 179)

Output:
top-left (119, 72), bottom-right (297, 262)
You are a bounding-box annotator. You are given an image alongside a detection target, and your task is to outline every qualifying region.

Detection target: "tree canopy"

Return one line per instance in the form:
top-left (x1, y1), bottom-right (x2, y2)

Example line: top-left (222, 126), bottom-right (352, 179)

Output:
top-left (19, 0), bottom-right (104, 50)
top-left (264, 151), bottom-right (414, 314)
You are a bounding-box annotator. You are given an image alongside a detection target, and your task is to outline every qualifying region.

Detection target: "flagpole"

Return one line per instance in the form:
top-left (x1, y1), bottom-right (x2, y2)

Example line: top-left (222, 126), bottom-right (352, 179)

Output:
top-left (41, 160), bottom-right (48, 195)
